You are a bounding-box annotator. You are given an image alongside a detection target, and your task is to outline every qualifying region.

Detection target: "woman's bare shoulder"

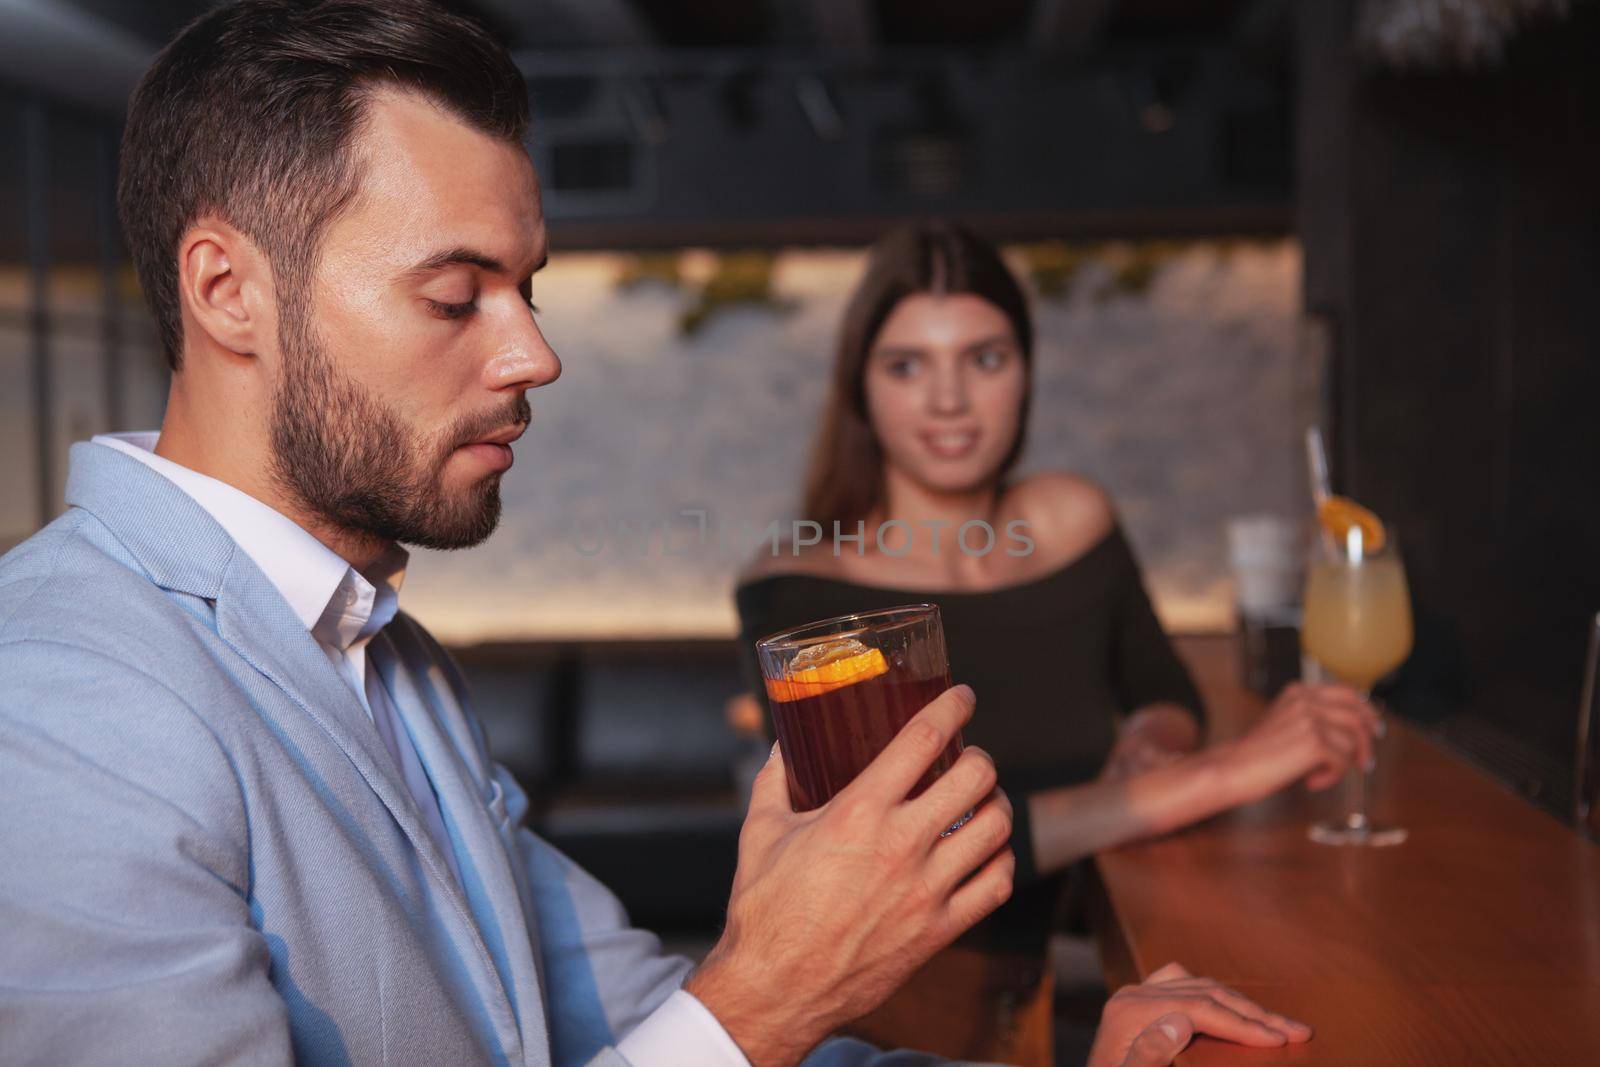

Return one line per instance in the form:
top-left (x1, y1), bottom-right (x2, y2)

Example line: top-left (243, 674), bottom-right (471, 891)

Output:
top-left (1003, 472), bottom-right (1117, 561)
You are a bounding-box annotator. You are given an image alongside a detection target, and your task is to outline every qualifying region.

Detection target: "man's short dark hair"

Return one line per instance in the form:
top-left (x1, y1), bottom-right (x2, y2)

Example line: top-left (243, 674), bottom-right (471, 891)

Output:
top-left (118, 0), bottom-right (529, 371)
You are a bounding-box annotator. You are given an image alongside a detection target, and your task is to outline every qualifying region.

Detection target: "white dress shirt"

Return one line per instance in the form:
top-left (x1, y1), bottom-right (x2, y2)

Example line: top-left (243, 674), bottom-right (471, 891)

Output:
top-left (94, 433), bottom-right (463, 887)
top-left (92, 432), bottom-right (749, 1067)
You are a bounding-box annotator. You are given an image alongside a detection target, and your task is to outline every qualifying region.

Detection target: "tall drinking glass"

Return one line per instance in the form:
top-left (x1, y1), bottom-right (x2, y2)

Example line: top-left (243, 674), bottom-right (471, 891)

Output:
top-left (756, 604), bottom-right (965, 828)
top-left (1301, 530), bottom-right (1414, 846)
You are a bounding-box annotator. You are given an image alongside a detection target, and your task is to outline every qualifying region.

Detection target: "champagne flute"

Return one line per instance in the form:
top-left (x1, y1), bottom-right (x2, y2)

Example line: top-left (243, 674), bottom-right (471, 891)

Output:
top-left (1301, 525), bottom-right (1413, 846)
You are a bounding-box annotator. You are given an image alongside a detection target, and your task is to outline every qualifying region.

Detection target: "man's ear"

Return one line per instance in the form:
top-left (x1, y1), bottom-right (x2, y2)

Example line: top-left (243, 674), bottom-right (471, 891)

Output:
top-left (177, 217), bottom-right (275, 359)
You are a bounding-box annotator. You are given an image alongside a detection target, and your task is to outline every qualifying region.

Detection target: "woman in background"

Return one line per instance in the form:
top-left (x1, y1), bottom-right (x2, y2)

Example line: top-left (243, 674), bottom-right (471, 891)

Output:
top-left (734, 222), bottom-right (1378, 1065)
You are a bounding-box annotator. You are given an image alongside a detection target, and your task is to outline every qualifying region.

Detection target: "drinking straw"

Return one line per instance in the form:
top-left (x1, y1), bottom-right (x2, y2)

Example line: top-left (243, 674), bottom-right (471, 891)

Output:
top-left (1306, 426), bottom-right (1332, 506)
top-left (1306, 426), bottom-right (1338, 556)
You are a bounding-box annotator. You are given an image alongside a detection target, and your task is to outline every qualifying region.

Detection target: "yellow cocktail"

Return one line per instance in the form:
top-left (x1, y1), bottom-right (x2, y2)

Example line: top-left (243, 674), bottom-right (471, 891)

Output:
top-left (1302, 554), bottom-right (1413, 691)
top-left (1302, 497), bottom-right (1412, 846)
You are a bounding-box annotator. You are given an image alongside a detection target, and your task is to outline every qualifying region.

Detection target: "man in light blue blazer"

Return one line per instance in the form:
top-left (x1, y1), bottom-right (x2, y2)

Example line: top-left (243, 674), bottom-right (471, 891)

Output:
top-left (0, 3), bottom-right (1299, 1066)
top-left (0, 2), bottom-right (1021, 1064)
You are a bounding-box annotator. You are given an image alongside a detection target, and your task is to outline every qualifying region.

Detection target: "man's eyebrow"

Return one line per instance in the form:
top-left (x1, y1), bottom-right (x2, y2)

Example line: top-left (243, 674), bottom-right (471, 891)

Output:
top-left (403, 247), bottom-right (504, 278)
top-left (402, 247), bottom-right (548, 280)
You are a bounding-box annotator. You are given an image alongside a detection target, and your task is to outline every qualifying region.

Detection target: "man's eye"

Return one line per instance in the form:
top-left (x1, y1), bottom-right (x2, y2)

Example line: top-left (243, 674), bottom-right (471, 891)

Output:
top-left (885, 356), bottom-right (920, 378)
top-left (973, 347), bottom-right (1010, 370)
top-left (427, 299), bottom-right (477, 320)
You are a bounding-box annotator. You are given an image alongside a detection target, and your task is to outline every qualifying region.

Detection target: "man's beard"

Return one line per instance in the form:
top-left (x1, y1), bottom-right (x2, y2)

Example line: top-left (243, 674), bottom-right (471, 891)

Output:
top-left (268, 317), bottom-right (529, 551)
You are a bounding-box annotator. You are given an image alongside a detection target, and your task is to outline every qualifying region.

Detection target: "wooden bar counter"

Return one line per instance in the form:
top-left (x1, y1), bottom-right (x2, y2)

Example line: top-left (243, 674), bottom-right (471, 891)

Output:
top-left (1092, 636), bottom-right (1600, 1065)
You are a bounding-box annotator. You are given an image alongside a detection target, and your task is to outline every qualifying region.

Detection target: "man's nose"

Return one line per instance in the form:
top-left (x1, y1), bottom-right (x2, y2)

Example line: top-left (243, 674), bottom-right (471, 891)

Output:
top-left (483, 306), bottom-right (562, 393)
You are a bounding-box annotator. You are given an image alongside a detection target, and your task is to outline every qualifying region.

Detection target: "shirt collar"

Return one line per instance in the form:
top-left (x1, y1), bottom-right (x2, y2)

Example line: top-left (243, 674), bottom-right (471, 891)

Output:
top-left (92, 433), bottom-right (409, 649)
top-left (313, 544), bottom-right (409, 653)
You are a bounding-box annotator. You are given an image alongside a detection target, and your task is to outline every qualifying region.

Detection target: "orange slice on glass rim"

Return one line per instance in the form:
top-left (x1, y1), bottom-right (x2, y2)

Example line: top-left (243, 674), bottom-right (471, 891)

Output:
top-left (764, 644), bottom-right (889, 704)
top-left (1317, 495), bottom-right (1386, 553)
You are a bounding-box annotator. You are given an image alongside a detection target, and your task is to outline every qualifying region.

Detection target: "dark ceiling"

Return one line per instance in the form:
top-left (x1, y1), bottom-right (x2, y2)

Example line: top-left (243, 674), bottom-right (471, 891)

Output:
top-left (5, 0), bottom-right (1293, 247)
top-left (59, 0), bottom-right (1280, 58)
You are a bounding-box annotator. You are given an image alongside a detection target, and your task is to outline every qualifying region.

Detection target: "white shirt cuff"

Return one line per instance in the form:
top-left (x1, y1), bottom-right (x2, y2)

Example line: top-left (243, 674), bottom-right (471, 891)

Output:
top-left (615, 989), bottom-right (752, 1067)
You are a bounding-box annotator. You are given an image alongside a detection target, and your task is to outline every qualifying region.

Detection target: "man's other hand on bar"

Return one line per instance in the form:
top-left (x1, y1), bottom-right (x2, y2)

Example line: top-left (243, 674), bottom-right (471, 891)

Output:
top-left (1088, 961), bottom-right (1313, 1067)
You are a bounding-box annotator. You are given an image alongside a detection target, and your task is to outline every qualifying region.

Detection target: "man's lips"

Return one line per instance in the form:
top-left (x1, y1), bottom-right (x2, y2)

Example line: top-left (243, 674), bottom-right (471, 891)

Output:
top-left (457, 423), bottom-right (527, 472)
top-left (474, 423), bottom-right (528, 446)
top-left (459, 442), bottom-right (514, 472)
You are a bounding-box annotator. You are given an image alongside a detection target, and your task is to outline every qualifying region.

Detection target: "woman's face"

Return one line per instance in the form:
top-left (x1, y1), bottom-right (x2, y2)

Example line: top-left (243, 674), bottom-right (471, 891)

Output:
top-left (863, 291), bottom-right (1027, 497)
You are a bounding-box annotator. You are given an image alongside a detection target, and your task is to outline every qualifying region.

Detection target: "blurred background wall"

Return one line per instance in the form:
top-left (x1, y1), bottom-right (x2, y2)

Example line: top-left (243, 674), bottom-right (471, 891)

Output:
top-left (406, 239), bottom-right (1303, 642)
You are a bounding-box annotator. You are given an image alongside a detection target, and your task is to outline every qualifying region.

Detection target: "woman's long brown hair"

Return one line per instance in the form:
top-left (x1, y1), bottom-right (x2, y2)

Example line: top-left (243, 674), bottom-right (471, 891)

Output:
top-left (801, 221), bottom-right (1035, 530)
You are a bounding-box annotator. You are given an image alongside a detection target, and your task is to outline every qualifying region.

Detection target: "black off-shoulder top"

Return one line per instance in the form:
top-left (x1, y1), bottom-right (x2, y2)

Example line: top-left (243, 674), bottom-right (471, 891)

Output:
top-left (734, 523), bottom-right (1203, 951)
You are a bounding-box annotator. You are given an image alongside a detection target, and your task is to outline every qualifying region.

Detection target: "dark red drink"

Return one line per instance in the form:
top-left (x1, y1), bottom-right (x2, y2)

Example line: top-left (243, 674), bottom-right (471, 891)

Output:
top-left (768, 666), bottom-right (962, 812)
top-left (758, 606), bottom-right (961, 816)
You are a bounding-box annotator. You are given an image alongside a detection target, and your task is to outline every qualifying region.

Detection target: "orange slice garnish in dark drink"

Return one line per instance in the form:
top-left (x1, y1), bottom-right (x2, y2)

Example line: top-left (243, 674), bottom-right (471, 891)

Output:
top-left (765, 638), bottom-right (889, 704)
top-left (1317, 495), bottom-right (1387, 553)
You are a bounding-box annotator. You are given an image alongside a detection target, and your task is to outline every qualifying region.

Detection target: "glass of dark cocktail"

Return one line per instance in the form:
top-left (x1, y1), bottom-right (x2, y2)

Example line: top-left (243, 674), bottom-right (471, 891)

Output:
top-left (756, 604), bottom-right (966, 830)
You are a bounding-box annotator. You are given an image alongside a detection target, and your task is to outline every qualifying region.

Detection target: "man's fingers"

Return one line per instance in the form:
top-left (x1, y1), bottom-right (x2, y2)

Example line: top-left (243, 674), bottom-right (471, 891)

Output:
top-left (925, 788), bottom-right (1012, 893)
top-left (736, 743), bottom-right (798, 861)
top-left (848, 685), bottom-right (975, 805)
top-left (1146, 961), bottom-right (1191, 982)
top-left (910, 745), bottom-right (998, 836)
top-left (746, 742), bottom-right (792, 817)
top-left (1202, 986), bottom-right (1313, 1042)
top-left (1117, 1013), bottom-right (1193, 1067)
top-left (1181, 998), bottom-right (1293, 1047)
top-left (942, 843), bottom-right (1014, 934)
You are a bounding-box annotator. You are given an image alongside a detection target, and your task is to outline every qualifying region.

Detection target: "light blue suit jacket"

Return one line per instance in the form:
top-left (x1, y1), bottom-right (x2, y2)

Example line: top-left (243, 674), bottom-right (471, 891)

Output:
top-left (0, 444), bottom-right (954, 1067)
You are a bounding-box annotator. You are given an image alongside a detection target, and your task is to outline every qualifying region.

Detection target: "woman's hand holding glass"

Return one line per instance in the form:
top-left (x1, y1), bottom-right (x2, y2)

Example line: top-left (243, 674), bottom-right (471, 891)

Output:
top-left (1210, 682), bottom-right (1383, 805)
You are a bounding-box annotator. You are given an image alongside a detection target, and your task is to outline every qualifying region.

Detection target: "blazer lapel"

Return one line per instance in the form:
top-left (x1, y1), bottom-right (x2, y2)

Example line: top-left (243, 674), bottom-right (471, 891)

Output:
top-left (211, 552), bottom-right (529, 1063)
top-left (209, 555), bottom-right (456, 884)
top-left (369, 627), bottom-right (552, 1056)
